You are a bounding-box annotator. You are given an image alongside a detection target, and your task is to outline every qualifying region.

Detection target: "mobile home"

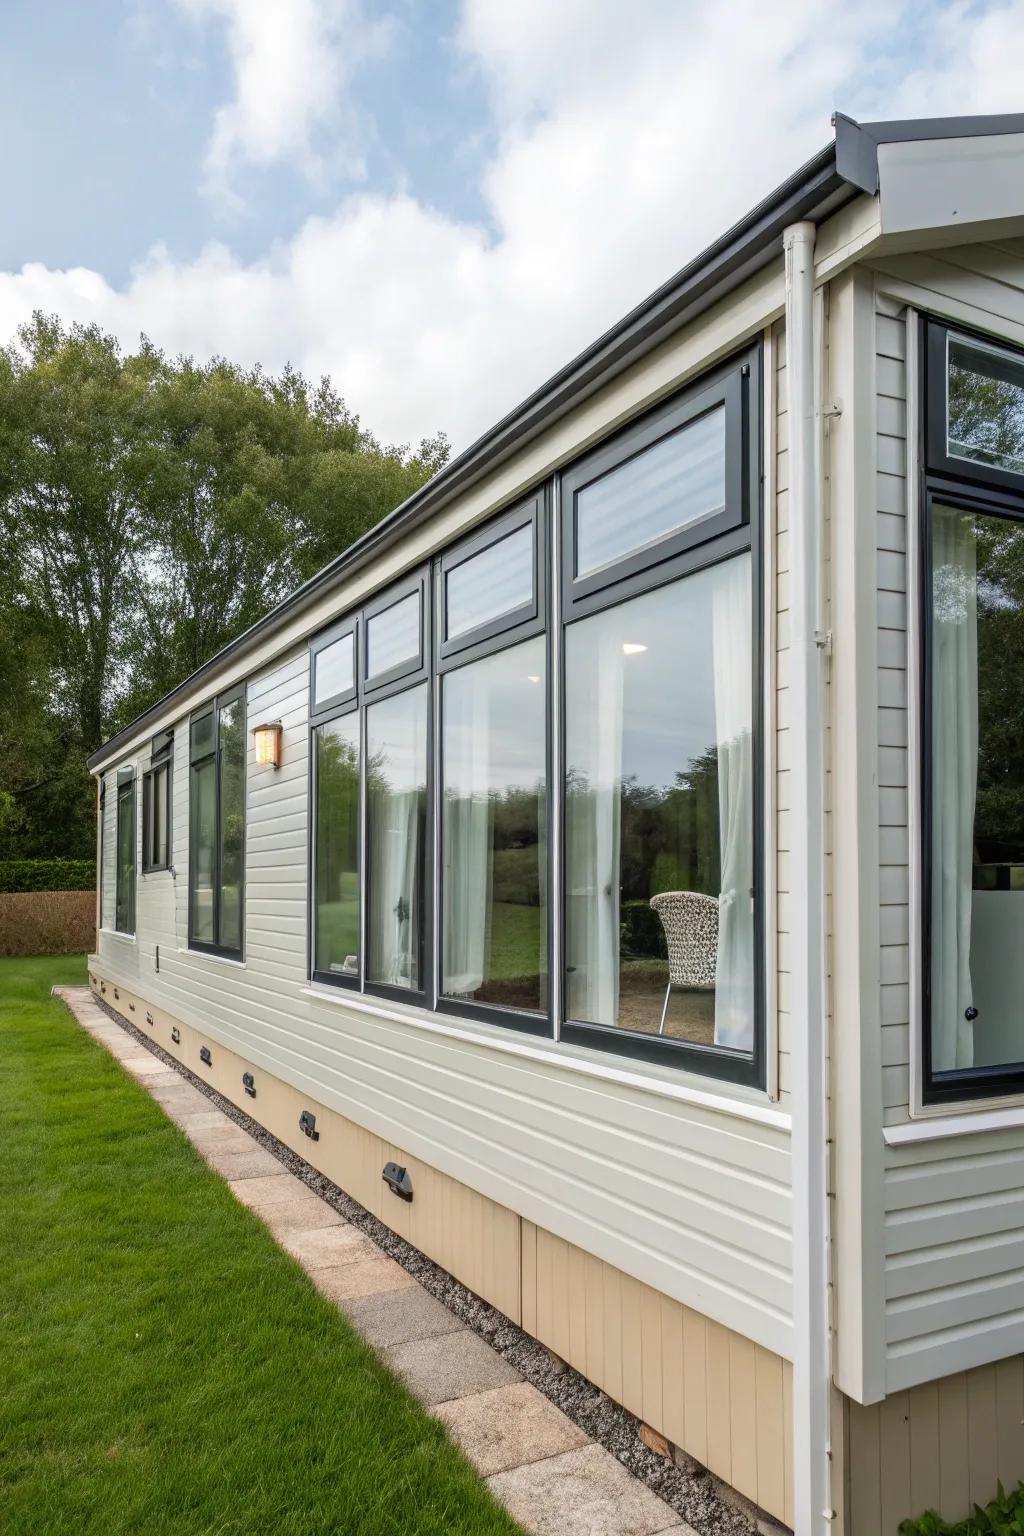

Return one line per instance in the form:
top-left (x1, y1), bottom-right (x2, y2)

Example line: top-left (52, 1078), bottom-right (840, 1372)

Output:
top-left (88, 111), bottom-right (1024, 1534)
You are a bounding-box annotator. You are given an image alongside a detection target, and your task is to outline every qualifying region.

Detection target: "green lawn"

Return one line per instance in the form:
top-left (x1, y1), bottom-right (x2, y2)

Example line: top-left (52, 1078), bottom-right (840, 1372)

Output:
top-left (0, 955), bottom-right (521, 1536)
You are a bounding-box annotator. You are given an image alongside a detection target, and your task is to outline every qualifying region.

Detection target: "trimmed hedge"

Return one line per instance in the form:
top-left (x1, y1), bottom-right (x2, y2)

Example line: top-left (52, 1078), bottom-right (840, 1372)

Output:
top-left (0, 859), bottom-right (96, 894)
top-left (0, 892), bottom-right (95, 955)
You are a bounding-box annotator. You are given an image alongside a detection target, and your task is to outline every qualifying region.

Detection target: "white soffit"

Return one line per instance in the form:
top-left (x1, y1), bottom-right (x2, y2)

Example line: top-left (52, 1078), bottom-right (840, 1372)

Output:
top-left (877, 131), bottom-right (1024, 237)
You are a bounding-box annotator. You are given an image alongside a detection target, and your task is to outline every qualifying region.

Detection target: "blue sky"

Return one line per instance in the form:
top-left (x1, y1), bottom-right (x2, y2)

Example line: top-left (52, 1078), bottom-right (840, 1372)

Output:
top-left (0, 0), bottom-right (1020, 448)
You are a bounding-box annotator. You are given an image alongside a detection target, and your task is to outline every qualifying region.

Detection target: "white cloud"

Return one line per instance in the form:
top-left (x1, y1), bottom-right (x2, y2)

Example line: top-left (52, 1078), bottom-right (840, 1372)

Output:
top-left (2, 0), bottom-right (1023, 448)
top-left (177, 0), bottom-right (388, 198)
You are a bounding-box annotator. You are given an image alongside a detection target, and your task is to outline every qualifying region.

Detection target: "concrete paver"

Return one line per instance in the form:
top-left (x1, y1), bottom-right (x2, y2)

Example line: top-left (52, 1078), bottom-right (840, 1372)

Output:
top-left (57, 986), bottom-right (693, 1536)
top-left (277, 1223), bottom-right (377, 1269)
top-left (385, 1329), bottom-right (522, 1407)
top-left (486, 1443), bottom-right (694, 1536)
top-left (433, 1381), bottom-right (589, 1476)
top-left (312, 1253), bottom-right (418, 1303)
top-left (344, 1283), bottom-right (465, 1351)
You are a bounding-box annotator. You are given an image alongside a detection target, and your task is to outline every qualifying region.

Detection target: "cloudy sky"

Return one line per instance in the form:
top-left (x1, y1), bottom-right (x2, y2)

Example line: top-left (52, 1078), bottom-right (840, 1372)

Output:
top-left (2, 0), bottom-right (1022, 450)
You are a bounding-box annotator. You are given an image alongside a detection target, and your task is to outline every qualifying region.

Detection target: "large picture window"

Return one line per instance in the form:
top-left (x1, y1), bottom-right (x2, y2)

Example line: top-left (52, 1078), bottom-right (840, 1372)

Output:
top-left (306, 348), bottom-right (761, 1079)
top-left (115, 769), bottom-right (136, 935)
top-left (188, 688), bottom-right (245, 958)
top-left (923, 321), bottom-right (1024, 1103)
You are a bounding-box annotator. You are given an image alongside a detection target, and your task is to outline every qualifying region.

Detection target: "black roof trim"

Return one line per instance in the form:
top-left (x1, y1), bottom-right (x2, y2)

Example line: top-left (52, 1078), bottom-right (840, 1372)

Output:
top-left (88, 108), bottom-right (1024, 771)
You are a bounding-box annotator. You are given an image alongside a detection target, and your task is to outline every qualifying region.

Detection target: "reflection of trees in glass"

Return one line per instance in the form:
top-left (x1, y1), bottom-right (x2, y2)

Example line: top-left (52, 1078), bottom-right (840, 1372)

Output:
top-left (442, 781), bottom-right (545, 908)
top-left (973, 515), bottom-right (1024, 866)
top-left (317, 728), bottom-right (359, 905)
top-left (949, 360), bottom-right (1024, 473)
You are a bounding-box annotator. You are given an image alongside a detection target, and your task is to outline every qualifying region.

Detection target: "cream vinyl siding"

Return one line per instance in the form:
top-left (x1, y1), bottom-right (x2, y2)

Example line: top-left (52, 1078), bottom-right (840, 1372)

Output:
top-left (96, 629), bottom-right (796, 1359)
top-left (861, 244), bottom-right (1024, 1391)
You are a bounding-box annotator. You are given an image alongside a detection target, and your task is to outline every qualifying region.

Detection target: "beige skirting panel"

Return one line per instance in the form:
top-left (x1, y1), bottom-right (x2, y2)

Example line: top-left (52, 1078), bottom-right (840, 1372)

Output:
top-left (521, 1222), bottom-right (794, 1528)
top-left (847, 1357), bottom-right (1024, 1533)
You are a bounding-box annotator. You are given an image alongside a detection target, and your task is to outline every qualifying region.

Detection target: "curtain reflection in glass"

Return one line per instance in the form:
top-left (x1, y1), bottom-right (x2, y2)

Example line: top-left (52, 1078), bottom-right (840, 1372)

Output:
top-left (315, 715), bottom-right (360, 978)
top-left (564, 554), bottom-right (753, 1051)
top-left (189, 758), bottom-right (216, 943)
top-left (367, 685), bottom-right (427, 991)
top-left (442, 636), bottom-right (547, 1012)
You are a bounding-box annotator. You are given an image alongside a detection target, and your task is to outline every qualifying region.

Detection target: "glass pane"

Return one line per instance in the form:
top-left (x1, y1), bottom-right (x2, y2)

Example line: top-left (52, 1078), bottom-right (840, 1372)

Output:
top-left (447, 524), bottom-right (534, 641)
top-left (190, 710), bottom-right (214, 761)
top-left (575, 406), bottom-right (725, 578)
top-left (314, 631), bottom-right (354, 706)
top-left (930, 505), bottom-right (1024, 1076)
top-left (948, 336), bottom-right (1024, 477)
top-left (153, 765), bottom-right (168, 867)
top-left (564, 554), bottom-right (754, 1051)
top-left (442, 636), bottom-right (547, 1012)
top-left (367, 685), bottom-right (428, 991)
top-left (315, 715), bottom-right (361, 978)
top-left (218, 699), bottom-right (244, 953)
top-left (189, 759), bottom-right (216, 943)
top-left (366, 591), bottom-right (420, 680)
top-left (115, 785), bottom-right (135, 933)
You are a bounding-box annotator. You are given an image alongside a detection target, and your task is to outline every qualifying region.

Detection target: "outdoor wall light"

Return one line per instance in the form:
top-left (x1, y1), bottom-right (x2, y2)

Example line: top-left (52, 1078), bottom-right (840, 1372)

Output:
top-left (252, 721), bottom-right (283, 769)
top-left (299, 1110), bottom-right (319, 1142)
top-left (200, 1045), bottom-right (212, 1066)
top-left (242, 1071), bottom-right (256, 1099)
top-left (382, 1162), bottom-right (414, 1203)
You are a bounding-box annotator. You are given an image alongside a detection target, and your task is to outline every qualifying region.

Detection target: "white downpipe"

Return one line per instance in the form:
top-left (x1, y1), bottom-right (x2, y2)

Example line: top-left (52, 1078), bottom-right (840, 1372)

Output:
top-left (784, 221), bottom-right (832, 1535)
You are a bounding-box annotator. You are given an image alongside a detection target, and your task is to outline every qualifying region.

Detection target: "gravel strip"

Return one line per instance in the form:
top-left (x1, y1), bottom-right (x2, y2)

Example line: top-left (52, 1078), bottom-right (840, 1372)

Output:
top-left (87, 995), bottom-right (763, 1536)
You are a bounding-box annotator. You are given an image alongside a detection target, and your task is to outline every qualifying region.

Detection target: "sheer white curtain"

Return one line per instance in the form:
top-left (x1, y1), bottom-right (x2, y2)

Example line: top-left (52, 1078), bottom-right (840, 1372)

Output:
top-left (443, 671), bottom-right (492, 995)
top-left (931, 508), bottom-right (978, 1071)
top-left (369, 786), bottom-right (421, 988)
top-left (566, 627), bottom-right (624, 1025)
top-left (712, 555), bottom-right (754, 1049)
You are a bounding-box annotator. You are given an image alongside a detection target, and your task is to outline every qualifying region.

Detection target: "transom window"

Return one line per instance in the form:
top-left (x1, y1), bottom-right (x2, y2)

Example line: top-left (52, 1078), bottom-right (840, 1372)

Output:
top-left (923, 320), bottom-right (1024, 1102)
top-left (308, 347), bottom-right (762, 1082)
top-left (188, 688), bottom-right (245, 959)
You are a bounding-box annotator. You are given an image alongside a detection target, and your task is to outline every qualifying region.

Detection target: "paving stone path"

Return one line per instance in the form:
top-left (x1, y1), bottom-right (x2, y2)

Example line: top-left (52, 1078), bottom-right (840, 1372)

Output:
top-left (56, 987), bottom-right (696, 1536)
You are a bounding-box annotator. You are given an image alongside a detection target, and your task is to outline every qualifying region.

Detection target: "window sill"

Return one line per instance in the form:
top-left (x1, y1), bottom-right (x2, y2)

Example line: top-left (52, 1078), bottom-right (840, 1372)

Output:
top-left (884, 1101), bottom-right (1024, 1145)
top-left (179, 947), bottom-right (247, 970)
top-left (98, 927), bottom-right (136, 944)
top-left (301, 983), bottom-right (790, 1131)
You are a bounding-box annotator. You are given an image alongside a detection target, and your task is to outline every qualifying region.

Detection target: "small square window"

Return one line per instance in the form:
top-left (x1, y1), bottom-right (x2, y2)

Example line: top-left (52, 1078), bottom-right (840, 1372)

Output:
top-left (366, 591), bottom-right (420, 683)
top-left (314, 631), bottom-right (355, 709)
top-left (446, 523), bottom-right (534, 641)
top-left (947, 334), bottom-right (1024, 478)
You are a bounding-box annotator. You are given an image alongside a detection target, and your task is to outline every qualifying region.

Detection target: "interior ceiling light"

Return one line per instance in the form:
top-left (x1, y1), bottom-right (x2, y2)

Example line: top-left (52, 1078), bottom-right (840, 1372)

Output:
top-left (622, 642), bottom-right (648, 655)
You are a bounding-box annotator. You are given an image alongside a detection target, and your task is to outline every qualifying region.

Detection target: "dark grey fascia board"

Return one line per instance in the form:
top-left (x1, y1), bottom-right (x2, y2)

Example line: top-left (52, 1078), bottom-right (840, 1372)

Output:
top-left (834, 109), bottom-right (1024, 195)
top-left (88, 142), bottom-right (853, 773)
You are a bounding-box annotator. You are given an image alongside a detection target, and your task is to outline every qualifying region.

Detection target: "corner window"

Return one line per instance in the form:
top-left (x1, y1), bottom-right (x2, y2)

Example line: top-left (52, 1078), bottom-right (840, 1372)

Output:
top-left (115, 768), bottom-right (135, 935)
top-left (923, 320), bottom-right (1024, 1102)
top-left (141, 730), bottom-right (173, 873)
top-left (188, 689), bottom-right (245, 958)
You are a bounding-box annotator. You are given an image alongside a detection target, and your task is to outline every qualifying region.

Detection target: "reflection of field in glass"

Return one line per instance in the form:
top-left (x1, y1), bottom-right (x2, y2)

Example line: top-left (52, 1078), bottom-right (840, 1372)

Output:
top-left (468, 900), bottom-right (546, 1011)
top-left (221, 886), bottom-right (241, 944)
top-left (316, 873), bottom-right (360, 974)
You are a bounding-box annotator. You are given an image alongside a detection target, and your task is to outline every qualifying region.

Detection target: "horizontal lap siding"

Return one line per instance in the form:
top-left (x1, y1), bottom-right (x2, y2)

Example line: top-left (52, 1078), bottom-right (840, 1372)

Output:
top-left (871, 245), bottom-right (1024, 1392)
top-left (93, 645), bottom-right (795, 1357)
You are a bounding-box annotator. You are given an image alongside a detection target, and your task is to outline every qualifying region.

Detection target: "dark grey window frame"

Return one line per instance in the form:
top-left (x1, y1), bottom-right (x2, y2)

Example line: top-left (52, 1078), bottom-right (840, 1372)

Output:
top-left (437, 495), bottom-right (544, 663)
top-left (310, 619), bottom-right (358, 717)
top-left (920, 315), bottom-right (1024, 1104)
top-left (188, 686), bottom-right (245, 960)
top-left (560, 357), bottom-right (747, 616)
top-left (305, 347), bottom-right (763, 1084)
top-left (114, 766), bottom-right (136, 936)
top-left (926, 320), bottom-right (1024, 498)
top-left (308, 568), bottom-right (433, 1006)
top-left (141, 730), bottom-right (173, 874)
top-left (434, 491), bottom-right (551, 1036)
top-left (558, 342), bottom-right (764, 1087)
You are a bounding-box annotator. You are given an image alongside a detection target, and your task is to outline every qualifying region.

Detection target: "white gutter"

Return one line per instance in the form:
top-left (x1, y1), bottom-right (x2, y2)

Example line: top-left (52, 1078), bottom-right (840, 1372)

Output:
top-left (783, 221), bottom-right (833, 1534)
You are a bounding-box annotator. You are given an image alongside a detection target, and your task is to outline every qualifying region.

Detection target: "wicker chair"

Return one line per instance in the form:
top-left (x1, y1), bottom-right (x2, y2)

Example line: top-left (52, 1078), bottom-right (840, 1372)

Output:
top-left (649, 891), bottom-right (719, 1035)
